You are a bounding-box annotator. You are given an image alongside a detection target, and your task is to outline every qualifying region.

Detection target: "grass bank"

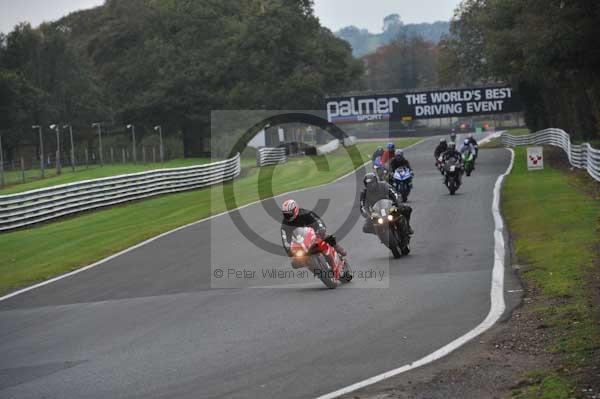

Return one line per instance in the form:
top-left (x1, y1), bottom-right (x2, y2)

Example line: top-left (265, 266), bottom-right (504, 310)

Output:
top-left (0, 139), bottom-right (420, 295)
top-left (503, 147), bottom-right (600, 398)
top-left (0, 158), bottom-right (215, 195)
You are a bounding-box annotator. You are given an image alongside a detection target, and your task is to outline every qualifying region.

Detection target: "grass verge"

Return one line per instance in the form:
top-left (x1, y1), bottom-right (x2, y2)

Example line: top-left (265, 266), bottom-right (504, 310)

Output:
top-left (0, 139), bottom-right (420, 295)
top-left (503, 147), bottom-right (600, 398)
top-left (0, 158), bottom-right (216, 195)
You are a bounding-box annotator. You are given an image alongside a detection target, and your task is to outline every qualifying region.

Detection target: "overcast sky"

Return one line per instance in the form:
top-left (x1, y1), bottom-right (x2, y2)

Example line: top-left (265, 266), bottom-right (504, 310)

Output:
top-left (314, 0), bottom-right (462, 32)
top-left (0, 0), bottom-right (462, 34)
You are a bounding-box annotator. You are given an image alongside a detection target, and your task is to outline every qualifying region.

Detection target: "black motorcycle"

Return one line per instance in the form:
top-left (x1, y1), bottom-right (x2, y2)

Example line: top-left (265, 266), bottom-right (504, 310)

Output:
top-left (369, 199), bottom-right (411, 258)
top-left (443, 157), bottom-right (462, 195)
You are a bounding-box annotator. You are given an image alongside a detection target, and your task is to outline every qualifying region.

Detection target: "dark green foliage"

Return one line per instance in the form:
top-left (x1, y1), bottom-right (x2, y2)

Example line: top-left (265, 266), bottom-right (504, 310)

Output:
top-left (0, 0), bottom-right (363, 158)
top-left (362, 36), bottom-right (439, 91)
top-left (438, 0), bottom-right (600, 140)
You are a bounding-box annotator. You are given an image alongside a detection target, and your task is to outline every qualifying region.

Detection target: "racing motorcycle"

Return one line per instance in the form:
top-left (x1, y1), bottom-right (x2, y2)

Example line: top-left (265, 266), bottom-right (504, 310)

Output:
top-left (392, 167), bottom-right (413, 203)
top-left (463, 151), bottom-right (475, 176)
top-left (284, 227), bottom-right (352, 289)
top-left (443, 157), bottom-right (462, 195)
top-left (369, 199), bottom-right (410, 258)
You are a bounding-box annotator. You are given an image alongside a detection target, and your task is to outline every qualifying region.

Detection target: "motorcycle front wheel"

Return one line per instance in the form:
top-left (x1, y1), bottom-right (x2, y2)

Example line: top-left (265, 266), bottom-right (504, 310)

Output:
top-left (400, 184), bottom-right (409, 202)
top-left (448, 178), bottom-right (457, 195)
top-left (391, 227), bottom-right (404, 258)
top-left (313, 254), bottom-right (339, 289)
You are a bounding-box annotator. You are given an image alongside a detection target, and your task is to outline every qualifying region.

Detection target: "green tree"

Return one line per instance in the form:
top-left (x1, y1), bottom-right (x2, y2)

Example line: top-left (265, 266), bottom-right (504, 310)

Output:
top-left (363, 36), bottom-right (439, 91)
top-left (439, 0), bottom-right (600, 139)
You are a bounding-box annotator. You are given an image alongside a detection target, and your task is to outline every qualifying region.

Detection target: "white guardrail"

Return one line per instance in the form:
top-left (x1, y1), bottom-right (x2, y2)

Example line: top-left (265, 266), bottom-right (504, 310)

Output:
top-left (257, 147), bottom-right (287, 167)
top-left (502, 128), bottom-right (600, 182)
top-left (0, 154), bottom-right (241, 232)
top-left (257, 136), bottom-right (357, 165)
top-left (317, 136), bottom-right (357, 156)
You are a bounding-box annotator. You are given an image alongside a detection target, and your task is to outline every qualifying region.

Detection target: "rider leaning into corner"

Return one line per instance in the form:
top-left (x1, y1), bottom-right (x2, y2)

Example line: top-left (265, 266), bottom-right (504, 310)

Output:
top-left (360, 173), bottom-right (414, 235)
top-left (280, 199), bottom-right (347, 258)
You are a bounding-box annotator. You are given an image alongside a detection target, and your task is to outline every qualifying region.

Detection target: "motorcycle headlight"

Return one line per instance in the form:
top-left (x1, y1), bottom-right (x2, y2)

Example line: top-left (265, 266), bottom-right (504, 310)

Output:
top-left (295, 250), bottom-right (304, 257)
top-left (378, 218), bottom-right (384, 224)
top-left (387, 215), bottom-right (393, 221)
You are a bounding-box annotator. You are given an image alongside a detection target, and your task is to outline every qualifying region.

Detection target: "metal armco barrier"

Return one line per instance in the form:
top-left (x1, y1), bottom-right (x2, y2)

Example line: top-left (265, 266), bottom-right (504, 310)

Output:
top-left (257, 147), bottom-right (287, 167)
top-left (502, 128), bottom-right (600, 182)
top-left (317, 139), bottom-right (339, 155)
top-left (343, 136), bottom-right (357, 147)
top-left (0, 154), bottom-right (241, 232)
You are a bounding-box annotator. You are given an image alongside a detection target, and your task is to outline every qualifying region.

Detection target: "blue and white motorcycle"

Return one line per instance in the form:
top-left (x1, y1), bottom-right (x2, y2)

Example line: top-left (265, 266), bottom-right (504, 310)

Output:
top-left (392, 167), bottom-right (413, 203)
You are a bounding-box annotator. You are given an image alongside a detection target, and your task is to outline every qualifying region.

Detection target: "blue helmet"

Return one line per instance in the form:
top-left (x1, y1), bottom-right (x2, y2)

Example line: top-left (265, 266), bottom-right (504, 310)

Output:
top-left (464, 139), bottom-right (470, 145)
top-left (387, 143), bottom-right (395, 150)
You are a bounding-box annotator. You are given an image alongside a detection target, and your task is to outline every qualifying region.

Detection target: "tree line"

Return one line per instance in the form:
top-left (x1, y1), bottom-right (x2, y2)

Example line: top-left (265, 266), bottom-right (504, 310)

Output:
top-left (336, 14), bottom-right (449, 57)
top-left (357, 1), bottom-right (599, 141)
top-left (438, 0), bottom-right (600, 140)
top-left (0, 0), bottom-right (363, 160)
top-left (2, 0), bottom-right (598, 162)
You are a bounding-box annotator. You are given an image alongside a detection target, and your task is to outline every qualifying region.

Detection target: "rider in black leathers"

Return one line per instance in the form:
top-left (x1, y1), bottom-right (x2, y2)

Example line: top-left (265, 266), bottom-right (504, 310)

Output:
top-left (390, 149), bottom-right (411, 172)
top-left (434, 138), bottom-right (448, 159)
top-left (441, 142), bottom-right (463, 164)
top-left (372, 146), bottom-right (384, 163)
top-left (441, 142), bottom-right (464, 185)
top-left (360, 173), bottom-right (414, 235)
top-left (280, 200), bottom-right (347, 257)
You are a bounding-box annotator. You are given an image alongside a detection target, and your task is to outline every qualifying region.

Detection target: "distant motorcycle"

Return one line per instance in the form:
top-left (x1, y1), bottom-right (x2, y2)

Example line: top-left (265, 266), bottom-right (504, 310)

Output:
top-left (285, 227), bottom-right (352, 289)
top-left (373, 157), bottom-right (388, 181)
top-left (392, 167), bottom-right (413, 203)
top-left (463, 151), bottom-right (475, 176)
top-left (369, 199), bottom-right (411, 258)
top-left (443, 157), bottom-right (462, 195)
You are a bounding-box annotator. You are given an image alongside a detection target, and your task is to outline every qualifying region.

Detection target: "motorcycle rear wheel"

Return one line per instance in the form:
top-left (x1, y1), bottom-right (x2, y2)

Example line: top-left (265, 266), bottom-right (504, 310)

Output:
top-left (341, 261), bottom-right (353, 283)
top-left (390, 245), bottom-right (401, 258)
top-left (401, 244), bottom-right (410, 255)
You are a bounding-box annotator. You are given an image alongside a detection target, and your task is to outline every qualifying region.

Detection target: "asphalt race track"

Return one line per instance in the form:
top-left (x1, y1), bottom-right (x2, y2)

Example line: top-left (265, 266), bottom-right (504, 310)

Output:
top-left (0, 138), bottom-right (512, 399)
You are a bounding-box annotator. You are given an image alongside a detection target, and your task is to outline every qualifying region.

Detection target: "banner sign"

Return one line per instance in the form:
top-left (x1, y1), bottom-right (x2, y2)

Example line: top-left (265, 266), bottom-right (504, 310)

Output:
top-left (326, 85), bottom-right (522, 123)
top-left (326, 94), bottom-right (399, 123)
top-left (527, 147), bottom-right (544, 170)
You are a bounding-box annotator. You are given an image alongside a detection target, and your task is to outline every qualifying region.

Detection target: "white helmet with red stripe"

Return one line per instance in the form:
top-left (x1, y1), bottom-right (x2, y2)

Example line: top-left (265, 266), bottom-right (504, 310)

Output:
top-left (282, 199), bottom-right (300, 221)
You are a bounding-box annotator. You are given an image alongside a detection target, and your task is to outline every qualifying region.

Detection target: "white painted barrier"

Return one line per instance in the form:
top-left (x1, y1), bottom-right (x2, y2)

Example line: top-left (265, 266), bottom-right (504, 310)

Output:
top-left (256, 147), bottom-right (287, 167)
top-left (343, 136), bottom-right (357, 147)
top-left (317, 139), bottom-right (340, 155)
top-left (0, 154), bottom-right (241, 232)
top-left (501, 128), bottom-right (600, 182)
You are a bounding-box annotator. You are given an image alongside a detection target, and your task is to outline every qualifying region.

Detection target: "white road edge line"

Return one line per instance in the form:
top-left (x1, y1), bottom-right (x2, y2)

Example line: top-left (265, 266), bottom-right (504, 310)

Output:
top-left (314, 147), bottom-right (515, 399)
top-left (0, 139), bottom-right (425, 303)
